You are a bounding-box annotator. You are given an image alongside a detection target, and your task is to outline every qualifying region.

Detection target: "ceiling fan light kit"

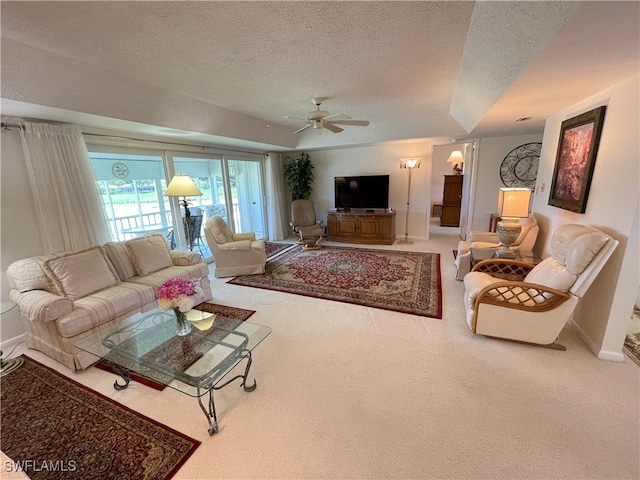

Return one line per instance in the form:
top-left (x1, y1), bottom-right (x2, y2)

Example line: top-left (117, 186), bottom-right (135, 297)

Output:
top-left (290, 98), bottom-right (370, 134)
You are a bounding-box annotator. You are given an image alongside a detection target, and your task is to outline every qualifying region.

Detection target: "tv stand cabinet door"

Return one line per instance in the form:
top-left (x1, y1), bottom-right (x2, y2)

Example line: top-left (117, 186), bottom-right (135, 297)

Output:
top-left (328, 214), bottom-right (358, 239)
top-left (358, 217), bottom-right (381, 239)
top-left (327, 211), bottom-right (395, 245)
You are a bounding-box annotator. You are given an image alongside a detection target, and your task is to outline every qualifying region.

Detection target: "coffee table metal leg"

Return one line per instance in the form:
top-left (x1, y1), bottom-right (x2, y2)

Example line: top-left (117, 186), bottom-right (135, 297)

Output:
top-left (104, 360), bottom-right (131, 391)
top-left (197, 350), bottom-right (257, 436)
top-left (197, 387), bottom-right (219, 436)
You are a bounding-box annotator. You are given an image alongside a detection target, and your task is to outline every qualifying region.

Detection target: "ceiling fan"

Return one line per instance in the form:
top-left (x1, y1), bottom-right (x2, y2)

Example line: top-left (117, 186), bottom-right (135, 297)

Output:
top-left (286, 97), bottom-right (370, 134)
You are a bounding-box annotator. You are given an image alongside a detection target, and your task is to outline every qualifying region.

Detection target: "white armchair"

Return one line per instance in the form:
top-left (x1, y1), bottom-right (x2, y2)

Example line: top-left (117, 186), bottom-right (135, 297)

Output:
top-left (463, 224), bottom-right (618, 350)
top-left (455, 215), bottom-right (539, 280)
top-left (204, 216), bottom-right (267, 278)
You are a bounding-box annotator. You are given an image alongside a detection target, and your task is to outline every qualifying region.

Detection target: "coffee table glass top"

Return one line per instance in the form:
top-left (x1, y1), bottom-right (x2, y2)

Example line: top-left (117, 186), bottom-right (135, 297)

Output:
top-left (75, 308), bottom-right (271, 397)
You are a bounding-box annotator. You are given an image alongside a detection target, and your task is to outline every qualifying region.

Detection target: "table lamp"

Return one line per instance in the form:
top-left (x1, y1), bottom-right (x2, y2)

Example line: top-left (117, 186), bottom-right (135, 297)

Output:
top-left (496, 187), bottom-right (532, 258)
top-left (164, 174), bottom-right (202, 250)
top-left (447, 151), bottom-right (464, 174)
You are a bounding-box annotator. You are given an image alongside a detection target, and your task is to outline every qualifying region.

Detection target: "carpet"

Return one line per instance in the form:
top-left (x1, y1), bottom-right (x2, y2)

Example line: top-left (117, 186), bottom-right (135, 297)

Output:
top-left (229, 245), bottom-right (442, 318)
top-left (264, 241), bottom-right (296, 259)
top-left (95, 302), bottom-right (256, 390)
top-left (623, 332), bottom-right (640, 367)
top-left (1, 356), bottom-right (200, 480)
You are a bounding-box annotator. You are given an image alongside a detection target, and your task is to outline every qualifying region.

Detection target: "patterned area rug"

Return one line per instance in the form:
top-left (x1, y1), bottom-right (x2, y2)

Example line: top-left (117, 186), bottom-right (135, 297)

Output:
top-left (229, 246), bottom-right (442, 318)
top-left (95, 302), bottom-right (256, 390)
top-left (264, 241), bottom-right (296, 259)
top-left (623, 308), bottom-right (640, 367)
top-left (1, 356), bottom-right (199, 480)
top-left (623, 333), bottom-right (640, 366)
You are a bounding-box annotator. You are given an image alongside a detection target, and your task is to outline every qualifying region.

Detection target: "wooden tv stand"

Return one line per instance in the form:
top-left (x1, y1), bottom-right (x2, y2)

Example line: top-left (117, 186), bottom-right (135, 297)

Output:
top-left (327, 210), bottom-right (396, 245)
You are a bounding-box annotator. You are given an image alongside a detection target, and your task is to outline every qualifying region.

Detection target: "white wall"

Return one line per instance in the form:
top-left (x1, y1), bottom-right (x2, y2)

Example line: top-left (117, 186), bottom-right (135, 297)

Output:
top-left (531, 74), bottom-right (640, 359)
top-left (295, 141), bottom-right (432, 240)
top-left (470, 134), bottom-right (544, 232)
top-left (1, 129), bottom-right (42, 342)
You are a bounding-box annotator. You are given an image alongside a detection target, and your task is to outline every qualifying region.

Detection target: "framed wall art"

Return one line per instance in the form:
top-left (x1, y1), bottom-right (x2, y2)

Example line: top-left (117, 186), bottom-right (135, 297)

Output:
top-left (548, 105), bottom-right (607, 213)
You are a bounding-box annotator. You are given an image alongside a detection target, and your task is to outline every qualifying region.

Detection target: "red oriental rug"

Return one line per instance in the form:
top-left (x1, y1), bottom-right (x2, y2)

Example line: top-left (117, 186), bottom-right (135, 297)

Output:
top-left (229, 246), bottom-right (442, 318)
top-left (95, 302), bottom-right (255, 391)
top-left (1, 356), bottom-right (199, 480)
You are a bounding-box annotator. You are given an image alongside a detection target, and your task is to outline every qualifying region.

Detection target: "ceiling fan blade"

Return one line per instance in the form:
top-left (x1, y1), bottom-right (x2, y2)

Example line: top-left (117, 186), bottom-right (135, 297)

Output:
top-left (328, 120), bottom-right (370, 127)
top-left (322, 113), bottom-right (352, 121)
top-left (293, 124), bottom-right (313, 134)
top-left (285, 115), bottom-right (309, 121)
top-left (323, 122), bottom-right (344, 133)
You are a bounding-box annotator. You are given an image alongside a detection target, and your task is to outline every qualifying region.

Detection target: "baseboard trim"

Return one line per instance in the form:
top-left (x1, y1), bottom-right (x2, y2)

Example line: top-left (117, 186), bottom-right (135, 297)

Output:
top-left (569, 320), bottom-right (624, 362)
top-left (597, 350), bottom-right (625, 362)
top-left (1, 333), bottom-right (26, 352)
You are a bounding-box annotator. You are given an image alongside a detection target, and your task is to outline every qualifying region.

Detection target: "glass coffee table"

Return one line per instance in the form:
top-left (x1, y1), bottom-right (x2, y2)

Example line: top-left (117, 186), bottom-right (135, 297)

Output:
top-left (75, 308), bottom-right (271, 435)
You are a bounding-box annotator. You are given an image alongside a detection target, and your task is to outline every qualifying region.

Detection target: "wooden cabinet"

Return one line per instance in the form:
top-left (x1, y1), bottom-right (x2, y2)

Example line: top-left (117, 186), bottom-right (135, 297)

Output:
top-left (327, 211), bottom-right (396, 245)
top-left (440, 175), bottom-right (463, 227)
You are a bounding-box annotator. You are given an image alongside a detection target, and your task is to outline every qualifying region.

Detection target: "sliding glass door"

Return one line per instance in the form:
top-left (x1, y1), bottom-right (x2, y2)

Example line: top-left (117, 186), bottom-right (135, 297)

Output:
top-left (227, 158), bottom-right (265, 237)
top-left (169, 153), bottom-right (266, 238)
top-left (88, 144), bottom-right (267, 263)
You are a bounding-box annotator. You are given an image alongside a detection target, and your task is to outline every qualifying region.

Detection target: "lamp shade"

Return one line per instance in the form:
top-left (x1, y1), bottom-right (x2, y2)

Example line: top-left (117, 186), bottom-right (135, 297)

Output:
top-left (498, 188), bottom-right (531, 218)
top-left (164, 174), bottom-right (202, 197)
top-left (400, 157), bottom-right (421, 169)
top-left (447, 151), bottom-right (464, 164)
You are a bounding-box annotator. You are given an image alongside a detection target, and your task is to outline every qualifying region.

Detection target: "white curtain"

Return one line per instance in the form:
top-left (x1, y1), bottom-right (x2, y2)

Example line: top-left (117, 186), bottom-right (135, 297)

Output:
top-left (20, 122), bottom-right (112, 253)
top-left (264, 153), bottom-right (287, 240)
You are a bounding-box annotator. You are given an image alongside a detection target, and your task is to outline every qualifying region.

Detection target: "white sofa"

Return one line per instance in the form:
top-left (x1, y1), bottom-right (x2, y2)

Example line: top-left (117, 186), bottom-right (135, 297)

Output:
top-left (6, 233), bottom-right (212, 371)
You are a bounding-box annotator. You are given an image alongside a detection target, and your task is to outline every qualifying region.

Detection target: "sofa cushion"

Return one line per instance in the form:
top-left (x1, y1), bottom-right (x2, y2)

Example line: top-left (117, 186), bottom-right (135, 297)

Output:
top-left (56, 282), bottom-right (156, 337)
top-left (126, 233), bottom-right (173, 276)
top-left (104, 241), bottom-right (137, 281)
top-left (43, 247), bottom-right (121, 301)
top-left (127, 264), bottom-right (210, 290)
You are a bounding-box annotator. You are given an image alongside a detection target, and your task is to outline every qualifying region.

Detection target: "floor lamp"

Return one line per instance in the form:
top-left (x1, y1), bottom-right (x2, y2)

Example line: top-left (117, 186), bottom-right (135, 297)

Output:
top-left (164, 174), bottom-right (203, 251)
top-left (398, 158), bottom-right (421, 244)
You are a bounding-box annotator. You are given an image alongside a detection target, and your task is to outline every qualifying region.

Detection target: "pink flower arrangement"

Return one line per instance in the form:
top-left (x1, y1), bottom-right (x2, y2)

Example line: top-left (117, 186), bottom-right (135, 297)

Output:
top-left (157, 277), bottom-right (202, 312)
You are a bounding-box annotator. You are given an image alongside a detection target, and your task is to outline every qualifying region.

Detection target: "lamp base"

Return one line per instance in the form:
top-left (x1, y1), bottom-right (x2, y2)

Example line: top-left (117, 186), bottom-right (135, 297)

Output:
top-left (397, 235), bottom-right (413, 245)
top-left (496, 219), bottom-right (522, 258)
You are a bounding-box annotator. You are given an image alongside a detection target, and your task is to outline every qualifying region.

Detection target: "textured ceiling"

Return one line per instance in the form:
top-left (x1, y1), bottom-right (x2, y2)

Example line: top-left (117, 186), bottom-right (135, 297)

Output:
top-left (1, 1), bottom-right (639, 151)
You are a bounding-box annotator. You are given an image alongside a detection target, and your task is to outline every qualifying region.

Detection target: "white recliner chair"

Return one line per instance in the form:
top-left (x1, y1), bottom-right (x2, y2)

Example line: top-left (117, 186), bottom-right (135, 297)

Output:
top-left (463, 224), bottom-right (618, 350)
top-left (455, 215), bottom-right (539, 280)
top-left (204, 216), bottom-right (267, 278)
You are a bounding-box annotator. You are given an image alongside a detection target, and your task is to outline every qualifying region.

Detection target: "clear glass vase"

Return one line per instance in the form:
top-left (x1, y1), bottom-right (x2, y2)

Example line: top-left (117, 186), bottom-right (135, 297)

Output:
top-left (173, 308), bottom-right (192, 336)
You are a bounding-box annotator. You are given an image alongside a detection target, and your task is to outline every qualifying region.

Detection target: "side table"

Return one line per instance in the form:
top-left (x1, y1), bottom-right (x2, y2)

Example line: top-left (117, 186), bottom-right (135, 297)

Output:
top-left (470, 248), bottom-right (542, 270)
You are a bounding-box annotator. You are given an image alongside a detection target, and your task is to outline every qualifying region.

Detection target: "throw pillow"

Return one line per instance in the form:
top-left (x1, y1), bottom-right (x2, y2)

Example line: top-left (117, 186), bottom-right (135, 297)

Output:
top-left (126, 233), bottom-right (173, 276)
top-left (43, 246), bottom-right (121, 301)
top-left (104, 241), bottom-right (137, 281)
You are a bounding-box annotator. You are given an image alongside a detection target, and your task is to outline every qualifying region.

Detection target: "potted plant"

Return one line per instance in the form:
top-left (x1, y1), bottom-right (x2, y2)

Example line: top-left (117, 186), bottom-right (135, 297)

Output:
top-left (283, 152), bottom-right (314, 200)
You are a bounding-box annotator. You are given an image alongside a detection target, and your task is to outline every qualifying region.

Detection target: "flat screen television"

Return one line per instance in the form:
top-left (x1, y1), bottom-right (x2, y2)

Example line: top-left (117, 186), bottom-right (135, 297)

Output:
top-left (334, 175), bottom-right (389, 210)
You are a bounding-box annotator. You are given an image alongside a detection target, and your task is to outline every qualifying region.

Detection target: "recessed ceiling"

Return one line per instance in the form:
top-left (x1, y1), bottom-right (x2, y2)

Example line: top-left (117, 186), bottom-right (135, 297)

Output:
top-left (1, 1), bottom-right (638, 151)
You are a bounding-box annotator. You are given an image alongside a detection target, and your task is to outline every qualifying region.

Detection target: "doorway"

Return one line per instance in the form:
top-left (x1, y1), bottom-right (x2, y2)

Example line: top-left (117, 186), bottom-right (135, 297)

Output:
top-left (430, 141), bottom-right (477, 240)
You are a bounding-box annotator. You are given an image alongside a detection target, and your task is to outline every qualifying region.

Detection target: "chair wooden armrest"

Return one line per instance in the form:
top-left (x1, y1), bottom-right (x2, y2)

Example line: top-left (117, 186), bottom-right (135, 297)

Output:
top-left (475, 280), bottom-right (570, 313)
top-left (471, 259), bottom-right (536, 281)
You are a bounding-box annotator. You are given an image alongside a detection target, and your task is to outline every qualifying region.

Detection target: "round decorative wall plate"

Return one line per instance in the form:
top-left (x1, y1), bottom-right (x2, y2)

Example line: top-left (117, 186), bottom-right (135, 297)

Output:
top-left (499, 142), bottom-right (542, 188)
top-left (112, 162), bottom-right (129, 179)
